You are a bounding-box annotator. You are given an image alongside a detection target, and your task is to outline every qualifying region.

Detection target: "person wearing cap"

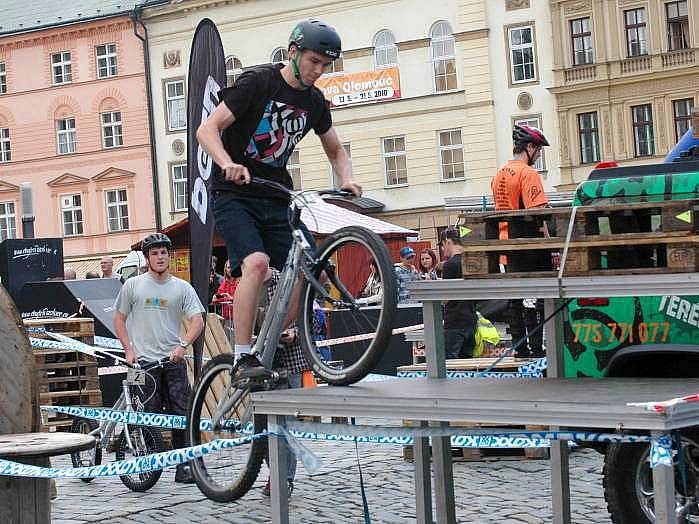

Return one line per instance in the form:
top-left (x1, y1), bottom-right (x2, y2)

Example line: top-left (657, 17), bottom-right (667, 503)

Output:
top-left (440, 227), bottom-right (478, 359)
top-left (196, 18), bottom-right (361, 366)
top-left (394, 246), bottom-right (420, 304)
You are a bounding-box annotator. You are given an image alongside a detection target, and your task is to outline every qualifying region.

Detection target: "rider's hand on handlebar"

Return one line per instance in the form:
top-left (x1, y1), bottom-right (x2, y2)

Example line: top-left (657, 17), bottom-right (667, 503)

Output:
top-left (223, 162), bottom-right (251, 185)
top-left (340, 179), bottom-right (362, 197)
top-left (169, 345), bottom-right (186, 363)
top-left (124, 348), bottom-right (137, 365)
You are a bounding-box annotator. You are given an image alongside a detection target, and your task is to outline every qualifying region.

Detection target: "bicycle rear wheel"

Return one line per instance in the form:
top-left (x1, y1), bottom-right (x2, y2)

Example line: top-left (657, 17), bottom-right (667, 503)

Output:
top-left (187, 353), bottom-right (266, 502)
top-left (298, 225), bottom-right (397, 385)
top-left (70, 417), bottom-right (101, 483)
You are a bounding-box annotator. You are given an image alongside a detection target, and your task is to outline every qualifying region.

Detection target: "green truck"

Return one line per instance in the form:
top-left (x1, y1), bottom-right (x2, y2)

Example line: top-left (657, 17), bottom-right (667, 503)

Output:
top-left (562, 158), bottom-right (699, 523)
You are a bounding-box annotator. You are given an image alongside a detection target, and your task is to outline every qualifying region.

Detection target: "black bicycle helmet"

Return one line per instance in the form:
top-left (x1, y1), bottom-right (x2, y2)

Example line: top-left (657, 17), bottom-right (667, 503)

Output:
top-left (141, 232), bottom-right (172, 254)
top-left (513, 124), bottom-right (550, 148)
top-left (288, 19), bottom-right (342, 59)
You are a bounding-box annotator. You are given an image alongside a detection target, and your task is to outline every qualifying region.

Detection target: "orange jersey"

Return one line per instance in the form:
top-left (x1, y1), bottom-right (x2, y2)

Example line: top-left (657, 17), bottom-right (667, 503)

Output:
top-left (491, 159), bottom-right (548, 211)
top-left (492, 160), bottom-right (548, 266)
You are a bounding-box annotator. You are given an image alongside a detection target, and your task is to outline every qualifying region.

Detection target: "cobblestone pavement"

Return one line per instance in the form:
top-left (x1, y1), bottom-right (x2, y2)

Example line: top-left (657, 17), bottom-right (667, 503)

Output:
top-left (51, 425), bottom-right (611, 524)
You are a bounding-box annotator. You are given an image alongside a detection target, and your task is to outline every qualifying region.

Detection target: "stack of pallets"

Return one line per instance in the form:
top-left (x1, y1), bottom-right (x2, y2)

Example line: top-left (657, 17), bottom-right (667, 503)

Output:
top-left (25, 318), bottom-right (102, 432)
top-left (458, 200), bottom-right (699, 276)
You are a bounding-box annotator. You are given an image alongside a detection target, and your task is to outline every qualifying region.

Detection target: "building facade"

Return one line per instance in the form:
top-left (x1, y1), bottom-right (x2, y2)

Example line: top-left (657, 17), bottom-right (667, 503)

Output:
top-left (487, 0), bottom-right (561, 190)
top-left (549, 0), bottom-right (698, 189)
top-left (142, 0), bottom-right (501, 246)
top-left (0, 6), bottom-right (158, 268)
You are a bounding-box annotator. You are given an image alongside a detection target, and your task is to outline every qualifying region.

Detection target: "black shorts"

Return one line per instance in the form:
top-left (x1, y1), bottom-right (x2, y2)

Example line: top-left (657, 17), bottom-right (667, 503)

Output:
top-left (136, 359), bottom-right (191, 417)
top-left (213, 192), bottom-right (313, 277)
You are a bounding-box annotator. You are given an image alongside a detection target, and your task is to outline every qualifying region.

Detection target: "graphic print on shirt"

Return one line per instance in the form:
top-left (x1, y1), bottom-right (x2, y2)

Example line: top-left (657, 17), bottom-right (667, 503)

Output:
top-left (245, 100), bottom-right (308, 167)
top-left (144, 297), bottom-right (169, 310)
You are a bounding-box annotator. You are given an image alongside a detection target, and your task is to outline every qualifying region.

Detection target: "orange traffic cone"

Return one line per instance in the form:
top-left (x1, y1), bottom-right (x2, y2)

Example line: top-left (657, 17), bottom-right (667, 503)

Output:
top-left (301, 369), bottom-right (317, 388)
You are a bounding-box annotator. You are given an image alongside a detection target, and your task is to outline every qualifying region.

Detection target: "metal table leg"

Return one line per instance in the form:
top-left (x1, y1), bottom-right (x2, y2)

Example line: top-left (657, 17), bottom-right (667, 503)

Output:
top-left (414, 423), bottom-right (433, 524)
top-left (651, 430), bottom-right (676, 524)
top-left (269, 414), bottom-right (289, 524)
top-left (545, 298), bottom-right (571, 524)
top-left (423, 300), bottom-right (455, 524)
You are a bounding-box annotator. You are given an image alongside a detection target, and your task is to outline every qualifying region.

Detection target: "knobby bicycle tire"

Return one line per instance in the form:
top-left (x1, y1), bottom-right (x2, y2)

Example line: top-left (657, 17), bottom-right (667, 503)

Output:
top-left (70, 417), bottom-right (101, 483)
top-left (187, 353), bottom-right (266, 502)
top-left (298, 225), bottom-right (397, 385)
top-left (115, 425), bottom-right (164, 492)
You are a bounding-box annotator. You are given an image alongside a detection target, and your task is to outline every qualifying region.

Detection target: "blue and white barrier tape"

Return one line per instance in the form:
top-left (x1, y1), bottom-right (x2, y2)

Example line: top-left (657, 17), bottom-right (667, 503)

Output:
top-left (40, 404), bottom-right (672, 466)
top-left (0, 432), bottom-right (271, 479)
top-left (397, 357), bottom-right (547, 379)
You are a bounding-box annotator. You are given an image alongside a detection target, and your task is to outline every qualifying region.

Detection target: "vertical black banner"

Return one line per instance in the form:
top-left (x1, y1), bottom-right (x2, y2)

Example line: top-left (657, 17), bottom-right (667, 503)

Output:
top-left (187, 19), bottom-right (225, 377)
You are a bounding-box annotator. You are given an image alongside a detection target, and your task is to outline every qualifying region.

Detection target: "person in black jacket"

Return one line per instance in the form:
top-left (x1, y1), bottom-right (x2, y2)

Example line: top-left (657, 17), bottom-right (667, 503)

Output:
top-left (439, 227), bottom-right (477, 359)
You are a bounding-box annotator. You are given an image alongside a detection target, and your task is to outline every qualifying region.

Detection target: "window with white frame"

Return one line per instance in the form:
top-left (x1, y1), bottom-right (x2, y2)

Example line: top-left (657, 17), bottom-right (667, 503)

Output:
top-left (101, 111), bottom-right (122, 148)
top-left (632, 104), bottom-right (654, 157)
top-left (288, 150), bottom-right (302, 190)
top-left (571, 17), bottom-right (593, 65)
top-left (51, 51), bottom-right (72, 84)
top-left (509, 26), bottom-right (536, 83)
top-left (61, 194), bottom-right (83, 236)
top-left (106, 189), bottom-right (129, 232)
top-left (383, 136), bottom-right (408, 186)
top-left (666, 1), bottom-right (689, 51)
top-left (514, 117), bottom-right (545, 170)
top-left (673, 98), bottom-right (694, 142)
top-left (0, 62), bottom-right (6, 94)
top-left (56, 118), bottom-right (77, 154)
top-left (430, 21), bottom-right (457, 92)
top-left (625, 8), bottom-right (647, 57)
top-left (0, 202), bottom-right (16, 241)
top-left (0, 128), bottom-right (10, 162)
top-left (325, 57), bottom-right (343, 75)
top-left (165, 80), bottom-right (186, 131)
top-left (96, 43), bottom-right (117, 78)
top-left (225, 56), bottom-right (243, 87)
top-left (172, 164), bottom-right (188, 212)
top-left (438, 129), bottom-right (465, 181)
top-left (271, 47), bottom-right (289, 64)
top-left (577, 112), bottom-right (600, 164)
top-left (373, 29), bottom-right (398, 69)
top-left (330, 143), bottom-right (351, 189)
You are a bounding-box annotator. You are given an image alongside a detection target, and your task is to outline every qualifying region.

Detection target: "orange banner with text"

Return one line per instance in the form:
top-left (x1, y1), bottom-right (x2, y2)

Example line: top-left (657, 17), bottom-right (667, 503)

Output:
top-left (315, 67), bottom-right (401, 107)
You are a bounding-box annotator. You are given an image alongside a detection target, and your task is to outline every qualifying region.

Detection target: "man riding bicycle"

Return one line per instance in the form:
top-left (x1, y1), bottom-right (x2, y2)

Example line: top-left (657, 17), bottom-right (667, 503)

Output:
top-left (113, 233), bottom-right (205, 483)
top-left (196, 18), bottom-right (361, 361)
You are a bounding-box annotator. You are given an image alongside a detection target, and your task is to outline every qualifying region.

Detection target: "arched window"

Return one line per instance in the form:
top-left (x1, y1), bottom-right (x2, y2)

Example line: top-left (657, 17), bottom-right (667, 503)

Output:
top-left (373, 29), bottom-right (398, 69)
top-left (271, 47), bottom-right (289, 65)
top-left (225, 56), bottom-right (243, 87)
top-left (430, 21), bottom-right (456, 92)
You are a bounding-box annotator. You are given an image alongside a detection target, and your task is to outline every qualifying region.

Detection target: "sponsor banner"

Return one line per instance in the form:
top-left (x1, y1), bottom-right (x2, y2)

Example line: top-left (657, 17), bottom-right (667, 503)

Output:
top-left (316, 67), bottom-right (401, 107)
top-left (187, 19), bottom-right (226, 377)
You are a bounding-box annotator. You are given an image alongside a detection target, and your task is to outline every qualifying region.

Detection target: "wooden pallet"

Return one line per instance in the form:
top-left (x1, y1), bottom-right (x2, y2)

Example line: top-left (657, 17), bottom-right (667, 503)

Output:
top-left (25, 318), bottom-right (102, 432)
top-left (458, 200), bottom-right (699, 277)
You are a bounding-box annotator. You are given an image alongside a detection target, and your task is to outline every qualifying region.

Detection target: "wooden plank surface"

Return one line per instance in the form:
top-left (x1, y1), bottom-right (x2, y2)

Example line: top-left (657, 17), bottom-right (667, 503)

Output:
top-left (0, 432), bottom-right (95, 458)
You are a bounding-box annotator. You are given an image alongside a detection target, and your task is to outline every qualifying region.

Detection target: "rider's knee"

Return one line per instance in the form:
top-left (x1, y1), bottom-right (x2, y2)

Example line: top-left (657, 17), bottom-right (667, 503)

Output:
top-left (241, 253), bottom-right (269, 281)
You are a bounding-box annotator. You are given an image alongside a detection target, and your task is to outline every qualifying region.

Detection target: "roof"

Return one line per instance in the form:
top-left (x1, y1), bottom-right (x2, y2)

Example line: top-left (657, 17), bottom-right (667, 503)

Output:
top-left (0, 0), bottom-right (167, 36)
top-left (301, 200), bottom-right (416, 236)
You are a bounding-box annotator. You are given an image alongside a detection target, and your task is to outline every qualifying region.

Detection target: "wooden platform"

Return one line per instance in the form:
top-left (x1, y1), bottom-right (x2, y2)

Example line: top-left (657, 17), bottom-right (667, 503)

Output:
top-left (458, 200), bottom-right (699, 276)
top-left (397, 357), bottom-right (531, 374)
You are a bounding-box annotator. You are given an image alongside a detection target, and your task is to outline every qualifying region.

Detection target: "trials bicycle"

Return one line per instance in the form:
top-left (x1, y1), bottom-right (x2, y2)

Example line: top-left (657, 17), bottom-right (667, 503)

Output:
top-left (187, 178), bottom-right (398, 502)
top-left (70, 357), bottom-right (170, 492)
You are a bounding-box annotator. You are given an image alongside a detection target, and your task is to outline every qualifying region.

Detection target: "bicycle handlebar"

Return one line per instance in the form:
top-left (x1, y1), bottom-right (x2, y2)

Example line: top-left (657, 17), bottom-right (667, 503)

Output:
top-left (124, 356), bottom-right (171, 371)
top-left (250, 177), bottom-right (354, 199)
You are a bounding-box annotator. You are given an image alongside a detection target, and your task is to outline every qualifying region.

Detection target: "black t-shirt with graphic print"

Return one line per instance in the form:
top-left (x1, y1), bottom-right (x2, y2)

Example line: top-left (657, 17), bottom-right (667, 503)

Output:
top-left (213, 64), bottom-right (332, 199)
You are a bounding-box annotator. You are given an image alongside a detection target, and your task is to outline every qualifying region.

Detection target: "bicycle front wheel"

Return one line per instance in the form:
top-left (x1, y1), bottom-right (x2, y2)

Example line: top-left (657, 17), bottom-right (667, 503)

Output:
top-left (115, 425), bottom-right (164, 492)
top-left (187, 353), bottom-right (266, 502)
top-left (298, 225), bottom-right (397, 385)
